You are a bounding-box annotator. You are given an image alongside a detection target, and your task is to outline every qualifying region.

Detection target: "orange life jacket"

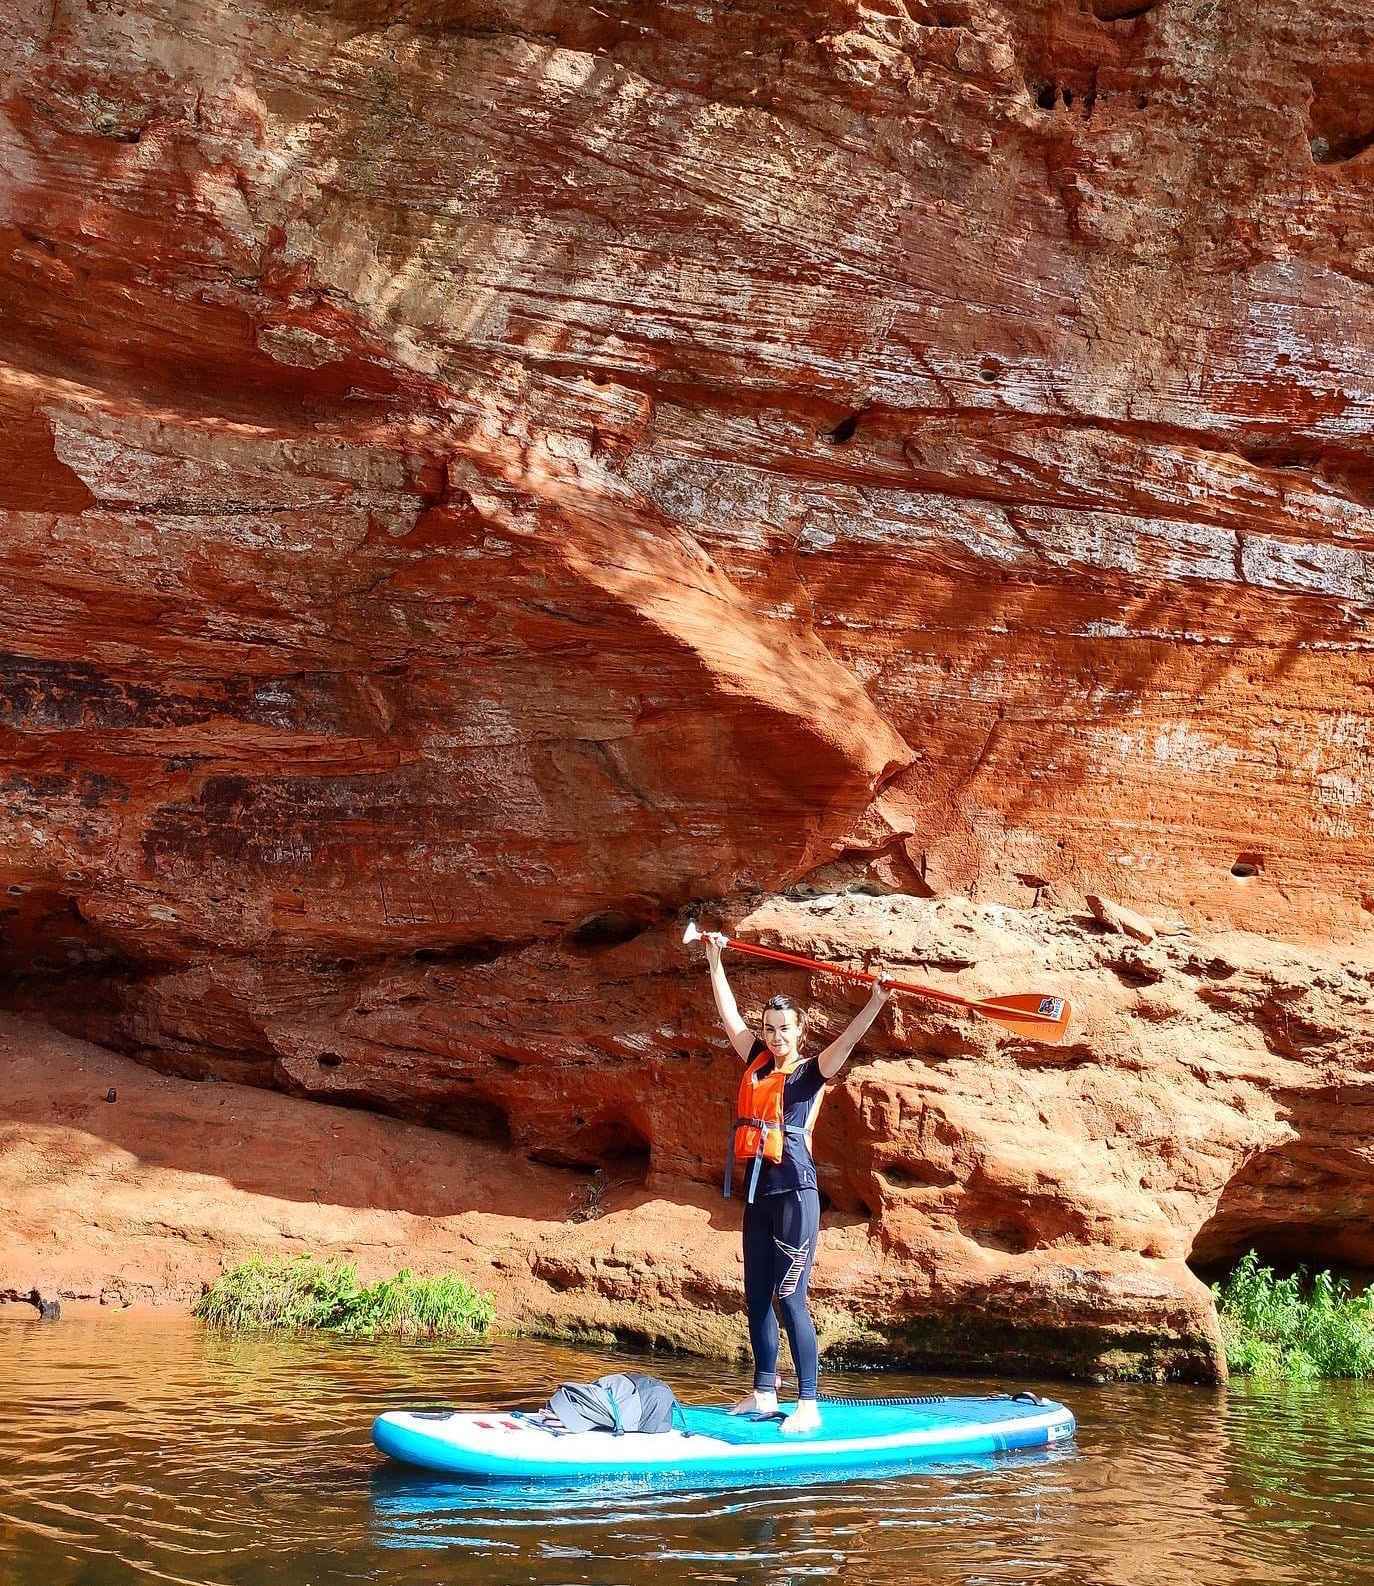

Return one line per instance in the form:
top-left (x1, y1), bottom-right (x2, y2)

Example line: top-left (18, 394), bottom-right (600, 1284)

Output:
top-left (724, 1050), bottom-right (808, 1202)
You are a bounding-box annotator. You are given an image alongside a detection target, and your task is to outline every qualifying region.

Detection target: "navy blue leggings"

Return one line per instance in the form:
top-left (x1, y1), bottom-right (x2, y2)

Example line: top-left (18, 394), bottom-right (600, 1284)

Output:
top-left (742, 1188), bottom-right (821, 1400)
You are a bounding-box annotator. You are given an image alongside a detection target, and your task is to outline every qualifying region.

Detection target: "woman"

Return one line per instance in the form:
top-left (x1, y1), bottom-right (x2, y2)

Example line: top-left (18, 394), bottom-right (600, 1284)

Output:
top-left (703, 930), bottom-right (890, 1434)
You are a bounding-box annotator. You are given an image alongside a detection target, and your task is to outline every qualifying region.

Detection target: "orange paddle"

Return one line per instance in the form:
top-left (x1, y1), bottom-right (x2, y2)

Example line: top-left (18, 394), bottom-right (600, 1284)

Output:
top-left (683, 922), bottom-right (1072, 1045)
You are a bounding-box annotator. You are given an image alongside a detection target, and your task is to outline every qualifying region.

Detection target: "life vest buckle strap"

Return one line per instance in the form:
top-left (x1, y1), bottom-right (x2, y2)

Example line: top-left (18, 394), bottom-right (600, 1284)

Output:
top-left (726, 1052), bottom-right (809, 1202)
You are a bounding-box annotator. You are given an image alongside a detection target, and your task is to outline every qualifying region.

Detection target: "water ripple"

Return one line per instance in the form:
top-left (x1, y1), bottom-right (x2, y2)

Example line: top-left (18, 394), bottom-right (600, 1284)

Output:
top-left (2, 1313), bottom-right (1372, 1586)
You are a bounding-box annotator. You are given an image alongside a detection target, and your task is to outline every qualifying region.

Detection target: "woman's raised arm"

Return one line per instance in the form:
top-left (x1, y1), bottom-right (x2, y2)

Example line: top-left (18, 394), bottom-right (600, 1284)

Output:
top-left (704, 933), bottom-right (757, 1060)
top-left (817, 978), bottom-right (892, 1079)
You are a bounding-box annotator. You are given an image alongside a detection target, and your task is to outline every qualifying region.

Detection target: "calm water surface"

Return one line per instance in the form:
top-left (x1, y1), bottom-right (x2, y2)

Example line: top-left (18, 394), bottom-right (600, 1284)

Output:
top-left (1, 1310), bottom-right (1371, 1586)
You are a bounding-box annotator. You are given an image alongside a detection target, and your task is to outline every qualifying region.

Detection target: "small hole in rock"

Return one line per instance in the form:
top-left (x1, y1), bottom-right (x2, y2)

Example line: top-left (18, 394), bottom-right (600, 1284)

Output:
top-left (411, 939), bottom-right (506, 968)
top-left (880, 1159), bottom-right (959, 1190)
top-left (960, 1213), bottom-right (1036, 1255)
top-left (568, 908), bottom-right (654, 950)
top-left (536, 1113), bottom-right (652, 1182)
top-left (94, 115), bottom-right (143, 143)
top-left (826, 412), bottom-right (863, 445)
top-left (317, 1052), bottom-right (344, 1069)
top-left (429, 1092), bottom-right (512, 1146)
top-left (1035, 83), bottom-right (1056, 110)
top-left (1230, 855), bottom-right (1262, 880)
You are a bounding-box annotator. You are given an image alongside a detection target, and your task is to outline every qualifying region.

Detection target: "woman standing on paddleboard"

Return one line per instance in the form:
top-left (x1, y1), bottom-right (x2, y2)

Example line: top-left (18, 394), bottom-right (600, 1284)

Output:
top-left (701, 931), bottom-right (890, 1434)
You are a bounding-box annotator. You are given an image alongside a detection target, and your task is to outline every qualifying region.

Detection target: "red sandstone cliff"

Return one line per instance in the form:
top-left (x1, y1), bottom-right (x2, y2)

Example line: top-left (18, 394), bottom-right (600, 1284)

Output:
top-left (2, 0), bottom-right (1373, 1380)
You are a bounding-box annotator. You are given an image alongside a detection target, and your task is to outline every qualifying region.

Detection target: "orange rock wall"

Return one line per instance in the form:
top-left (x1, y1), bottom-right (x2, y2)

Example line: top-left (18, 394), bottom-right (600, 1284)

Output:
top-left (2, 1), bottom-right (1373, 1379)
top-left (4, 0), bottom-right (1374, 953)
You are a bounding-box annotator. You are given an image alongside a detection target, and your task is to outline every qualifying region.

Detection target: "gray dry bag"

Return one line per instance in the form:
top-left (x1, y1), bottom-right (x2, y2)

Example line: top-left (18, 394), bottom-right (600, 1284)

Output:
top-left (543, 1372), bottom-right (683, 1435)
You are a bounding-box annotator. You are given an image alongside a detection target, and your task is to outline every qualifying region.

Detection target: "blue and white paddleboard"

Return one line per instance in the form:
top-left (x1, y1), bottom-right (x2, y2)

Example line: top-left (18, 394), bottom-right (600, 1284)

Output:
top-left (372, 1394), bottom-right (1075, 1482)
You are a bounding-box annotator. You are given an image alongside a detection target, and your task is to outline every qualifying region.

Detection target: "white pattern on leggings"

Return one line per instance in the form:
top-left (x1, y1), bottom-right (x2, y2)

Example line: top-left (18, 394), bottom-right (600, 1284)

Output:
top-left (774, 1236), bottom-right (812, 1299)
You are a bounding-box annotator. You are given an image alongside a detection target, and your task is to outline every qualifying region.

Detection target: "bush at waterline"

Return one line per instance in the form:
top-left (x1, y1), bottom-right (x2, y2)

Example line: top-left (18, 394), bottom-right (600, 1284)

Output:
top-left (195, 1254), bottom-right (495, 1339)
top-left (1213, 1250), bottom-right (1374, 1380)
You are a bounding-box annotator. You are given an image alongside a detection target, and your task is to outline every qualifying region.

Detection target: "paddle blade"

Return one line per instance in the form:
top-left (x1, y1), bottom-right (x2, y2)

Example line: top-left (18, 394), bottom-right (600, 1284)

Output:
top-left (682, 920), bottom-right (702, 945)
top-left (974, 993), bottom-right (1073, 1045)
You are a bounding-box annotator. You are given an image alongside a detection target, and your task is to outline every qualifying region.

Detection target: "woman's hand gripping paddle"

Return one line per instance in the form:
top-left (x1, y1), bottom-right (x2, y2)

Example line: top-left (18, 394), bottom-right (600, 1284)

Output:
top-left (683, 921), bottom-right (1071, 1045)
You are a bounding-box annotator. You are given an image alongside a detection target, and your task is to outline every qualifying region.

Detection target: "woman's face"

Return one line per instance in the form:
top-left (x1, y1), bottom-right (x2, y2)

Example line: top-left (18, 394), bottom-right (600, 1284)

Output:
top-left (761, 1007), bottom-right (801, 1063)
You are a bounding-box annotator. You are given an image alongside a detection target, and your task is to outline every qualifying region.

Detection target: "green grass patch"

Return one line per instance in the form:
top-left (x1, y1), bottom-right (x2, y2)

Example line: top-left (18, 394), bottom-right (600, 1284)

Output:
top-left (195, 1254), bottom-right (495, 1339)
top-left (1212, 1250), bottom-right (1374, 1380)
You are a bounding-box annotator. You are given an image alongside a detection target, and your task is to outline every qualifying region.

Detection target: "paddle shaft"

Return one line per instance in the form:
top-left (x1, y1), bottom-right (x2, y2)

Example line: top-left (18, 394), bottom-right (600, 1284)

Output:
top-left (713, 933), bottom-right (1063, 1028)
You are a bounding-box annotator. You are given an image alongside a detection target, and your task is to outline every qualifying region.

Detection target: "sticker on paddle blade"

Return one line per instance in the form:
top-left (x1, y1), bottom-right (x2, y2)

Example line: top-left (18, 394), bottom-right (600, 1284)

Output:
top-left (979, 992), bottom-right (1073, 1045)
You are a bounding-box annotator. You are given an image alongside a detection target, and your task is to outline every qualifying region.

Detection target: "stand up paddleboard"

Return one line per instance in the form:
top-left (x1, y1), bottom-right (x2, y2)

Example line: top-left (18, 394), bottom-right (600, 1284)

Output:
top-left (373, 1393), bottom-right (1075, 1482)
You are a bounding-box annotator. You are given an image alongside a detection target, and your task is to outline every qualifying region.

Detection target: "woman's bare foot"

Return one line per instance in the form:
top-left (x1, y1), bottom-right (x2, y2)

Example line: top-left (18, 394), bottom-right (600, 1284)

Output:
top-left (780, 1400), bottom-right (821, 1436)
top-left (729, 1388), bottom-right (778, 1416)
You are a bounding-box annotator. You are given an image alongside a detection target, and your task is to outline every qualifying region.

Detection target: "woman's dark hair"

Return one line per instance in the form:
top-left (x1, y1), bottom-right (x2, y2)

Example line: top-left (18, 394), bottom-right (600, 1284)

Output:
top-left (763, 993), bottom-right (806, 1029)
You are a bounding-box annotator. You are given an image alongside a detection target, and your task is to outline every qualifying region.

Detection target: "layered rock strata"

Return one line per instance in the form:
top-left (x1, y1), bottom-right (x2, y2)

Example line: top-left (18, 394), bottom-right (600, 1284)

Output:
top-left (3, 0), bottom-right (1374, 1380)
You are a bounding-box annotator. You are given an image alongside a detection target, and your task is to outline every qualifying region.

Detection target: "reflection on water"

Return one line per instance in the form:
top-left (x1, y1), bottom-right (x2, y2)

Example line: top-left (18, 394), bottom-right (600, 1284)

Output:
top-left (1, 1310), bottom-right (1371, 1586)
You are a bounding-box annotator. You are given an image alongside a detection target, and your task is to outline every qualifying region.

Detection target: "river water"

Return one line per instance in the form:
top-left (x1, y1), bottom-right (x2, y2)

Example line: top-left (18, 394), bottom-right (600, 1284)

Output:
top-left (1, 1310), bottom-right (1371, 1586)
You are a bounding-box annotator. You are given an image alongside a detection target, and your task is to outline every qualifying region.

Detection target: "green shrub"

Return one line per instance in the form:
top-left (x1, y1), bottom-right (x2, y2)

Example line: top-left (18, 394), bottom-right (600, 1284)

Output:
top-left (1213, 1250), bottom-right (1374, 1380)
top-left (195, 1254), bottom-right (495, 1339)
